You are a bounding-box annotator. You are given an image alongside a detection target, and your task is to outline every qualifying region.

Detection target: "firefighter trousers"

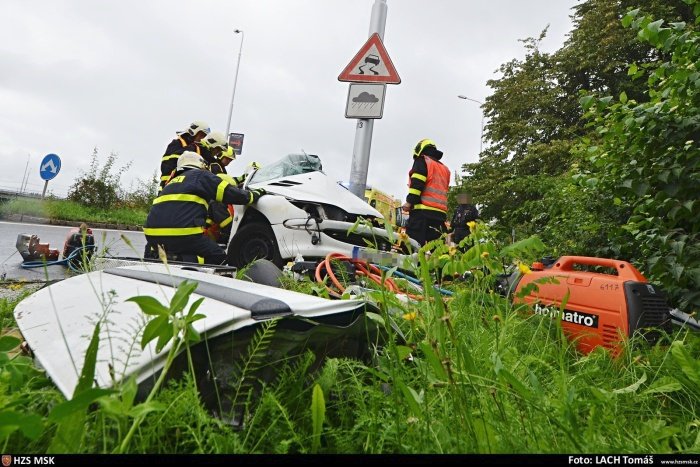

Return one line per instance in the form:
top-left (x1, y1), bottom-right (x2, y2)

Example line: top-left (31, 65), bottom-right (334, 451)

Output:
top-left (145, 233), bottom-right (227, 265)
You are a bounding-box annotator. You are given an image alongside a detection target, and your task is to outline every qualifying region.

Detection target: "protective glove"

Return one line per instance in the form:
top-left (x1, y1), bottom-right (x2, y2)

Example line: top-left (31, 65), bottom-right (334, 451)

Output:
top-left (250, 188), bottom-right (267, 203)
top-left (232, 172), bottom-right (247, 186)
top-left (203, 223), bottom-right (221, 241)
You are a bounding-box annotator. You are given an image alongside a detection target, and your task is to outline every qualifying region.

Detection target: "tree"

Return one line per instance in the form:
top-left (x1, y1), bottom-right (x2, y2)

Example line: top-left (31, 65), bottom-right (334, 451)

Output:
top-left (457, 0), bottom-right (693, 252)
top-left (580, 3), bottom-right (700, 309)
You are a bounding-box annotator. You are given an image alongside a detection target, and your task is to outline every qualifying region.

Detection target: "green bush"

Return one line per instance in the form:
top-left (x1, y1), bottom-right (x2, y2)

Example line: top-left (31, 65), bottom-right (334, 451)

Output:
top-left (67, 148), bottom-right (131, 210)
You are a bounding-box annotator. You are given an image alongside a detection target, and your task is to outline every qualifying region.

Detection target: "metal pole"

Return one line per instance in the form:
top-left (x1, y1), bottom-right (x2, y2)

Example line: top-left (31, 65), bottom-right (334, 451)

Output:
top-left (225, 29), bottom-right (244, 138)
top-left (20, 153), bottom-right (30, 194)
top-left (348, 0), bottom-right (388, 199)
top-left (457, 95), bottom-right (484, 154)
top-left (41, 180), bottom-right (49, 199)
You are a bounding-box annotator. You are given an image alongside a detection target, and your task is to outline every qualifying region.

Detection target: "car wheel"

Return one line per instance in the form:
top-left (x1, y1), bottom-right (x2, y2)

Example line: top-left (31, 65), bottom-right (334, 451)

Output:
top-left (227, 222), bottom-right (283, 268)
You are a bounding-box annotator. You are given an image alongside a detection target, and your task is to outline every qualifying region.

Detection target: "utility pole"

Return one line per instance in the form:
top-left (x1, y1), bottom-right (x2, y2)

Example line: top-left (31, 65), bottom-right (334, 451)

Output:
top-left (347, 0), bottom-right (388, 199)
top-left (20, 153), bottom-right (30, 194)
top-left (457, 95), bottom-right (485, 154)
top-left (225, 29), bottom-right (244, 138)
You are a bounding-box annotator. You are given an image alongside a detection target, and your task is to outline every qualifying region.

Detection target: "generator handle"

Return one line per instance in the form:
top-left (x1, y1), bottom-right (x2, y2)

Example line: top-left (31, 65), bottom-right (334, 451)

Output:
top-left (553, 256), bottom-right (647, 282)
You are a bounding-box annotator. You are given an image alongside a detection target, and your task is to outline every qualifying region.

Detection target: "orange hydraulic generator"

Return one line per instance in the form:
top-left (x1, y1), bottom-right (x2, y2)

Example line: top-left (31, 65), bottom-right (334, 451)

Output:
top-left (499, 256), bottom-right (672, 355)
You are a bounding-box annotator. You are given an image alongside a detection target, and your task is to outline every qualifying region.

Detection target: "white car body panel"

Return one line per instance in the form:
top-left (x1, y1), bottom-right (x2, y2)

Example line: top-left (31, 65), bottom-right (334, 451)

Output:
top-left (225, 154), bottom-right (418, 265)
top-left (13, 264), bottom-right (369, 400)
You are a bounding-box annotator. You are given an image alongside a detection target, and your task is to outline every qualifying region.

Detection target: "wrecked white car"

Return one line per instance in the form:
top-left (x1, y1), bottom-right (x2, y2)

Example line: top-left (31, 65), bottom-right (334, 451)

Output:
top-left (226, 153), bottom-right (418, 268)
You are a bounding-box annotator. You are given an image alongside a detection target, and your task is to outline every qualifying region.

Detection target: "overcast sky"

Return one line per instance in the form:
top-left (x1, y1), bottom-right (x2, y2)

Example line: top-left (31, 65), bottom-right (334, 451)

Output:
top-left (1, 0), bottom-right (578, 201)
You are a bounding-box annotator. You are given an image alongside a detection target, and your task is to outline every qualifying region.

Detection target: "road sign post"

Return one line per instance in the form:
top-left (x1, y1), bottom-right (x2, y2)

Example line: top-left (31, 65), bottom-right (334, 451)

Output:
top-left (39, 153), bottom-right (61, 199)
top-left (339, 0), bottom-right (401, 200)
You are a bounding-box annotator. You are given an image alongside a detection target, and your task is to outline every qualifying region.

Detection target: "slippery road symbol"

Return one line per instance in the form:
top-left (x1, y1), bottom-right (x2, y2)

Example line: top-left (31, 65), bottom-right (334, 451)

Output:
top-left (358, 54), bottom-right (380, 75)
top-left (351, 91), bottom-right (379, 110)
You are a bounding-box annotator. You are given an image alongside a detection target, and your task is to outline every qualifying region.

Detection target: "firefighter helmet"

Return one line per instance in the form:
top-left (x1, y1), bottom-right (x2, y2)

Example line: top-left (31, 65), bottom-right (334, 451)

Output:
top-left (220, 146), bottom-right (235, 161)
top-left (201, 131), bottom-right (229, 151)
top-left (176, 151), bottom-right (206, 171)
top-left (413, 139), bottom-right (437, 157)
top-left (186, 120), bottom-right (210, 137)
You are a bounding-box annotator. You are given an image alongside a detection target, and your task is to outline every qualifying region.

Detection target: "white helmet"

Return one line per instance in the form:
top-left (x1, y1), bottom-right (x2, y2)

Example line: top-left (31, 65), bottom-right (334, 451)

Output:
top-left (186, 120), bottom-right (210, 137)
top-left (176, 151), bottom-right (206, 171)
top-left (201, 131), bottom-right (228, 151)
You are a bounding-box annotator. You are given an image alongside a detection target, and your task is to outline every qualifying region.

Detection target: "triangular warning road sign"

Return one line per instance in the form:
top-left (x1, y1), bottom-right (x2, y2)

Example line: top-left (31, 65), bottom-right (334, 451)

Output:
top-left (338, 33), bottom-right (401, 84)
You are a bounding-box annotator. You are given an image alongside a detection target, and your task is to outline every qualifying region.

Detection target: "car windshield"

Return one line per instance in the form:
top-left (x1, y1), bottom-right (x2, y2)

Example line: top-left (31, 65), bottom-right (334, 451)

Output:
top-left (248, 153), bottom-right (323, 184)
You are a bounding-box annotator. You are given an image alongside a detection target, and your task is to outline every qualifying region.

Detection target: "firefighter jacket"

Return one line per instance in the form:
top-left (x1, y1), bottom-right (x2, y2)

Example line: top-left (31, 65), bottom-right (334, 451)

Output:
top-left (144, 168), bottom-right (261, 237)
top-left (159, 139), bottom-right (200, 190)
top-left (406, 155), bottom-right (451, 216)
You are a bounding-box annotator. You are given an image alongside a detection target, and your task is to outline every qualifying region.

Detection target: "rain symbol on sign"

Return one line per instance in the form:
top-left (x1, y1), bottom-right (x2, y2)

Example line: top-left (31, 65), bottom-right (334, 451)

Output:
top-left (351, 92), bottom-right (379, 110)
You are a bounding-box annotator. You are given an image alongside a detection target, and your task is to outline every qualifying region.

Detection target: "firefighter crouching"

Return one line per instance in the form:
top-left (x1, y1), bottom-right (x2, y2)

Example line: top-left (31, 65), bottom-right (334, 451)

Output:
top-left (144, 151), bottom-right (267, 265)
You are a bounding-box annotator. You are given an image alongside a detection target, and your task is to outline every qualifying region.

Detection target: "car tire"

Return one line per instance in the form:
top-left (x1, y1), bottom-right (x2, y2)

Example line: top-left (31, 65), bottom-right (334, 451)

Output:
top-left (227, 222), bottom-right (283, 268)
top-left (242, 259), bottom-right (284, 288)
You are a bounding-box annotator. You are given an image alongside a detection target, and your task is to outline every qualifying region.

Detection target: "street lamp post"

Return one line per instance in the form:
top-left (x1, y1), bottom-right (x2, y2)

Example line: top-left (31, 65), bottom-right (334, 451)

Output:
top-left (225, 29), bottom-right (244, 138)
top-left (457, 95), bottom-right (484, 154)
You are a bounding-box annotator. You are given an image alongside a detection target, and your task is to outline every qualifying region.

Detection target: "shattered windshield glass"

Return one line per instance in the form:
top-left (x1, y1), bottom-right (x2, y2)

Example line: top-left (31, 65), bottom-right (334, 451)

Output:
top-left (248, 153), bottom-right (323, 184)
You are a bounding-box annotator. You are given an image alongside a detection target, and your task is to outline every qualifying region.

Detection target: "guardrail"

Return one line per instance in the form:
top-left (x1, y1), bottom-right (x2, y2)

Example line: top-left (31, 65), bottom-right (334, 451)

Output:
top-left (0, 188), bottom-right (65, 202)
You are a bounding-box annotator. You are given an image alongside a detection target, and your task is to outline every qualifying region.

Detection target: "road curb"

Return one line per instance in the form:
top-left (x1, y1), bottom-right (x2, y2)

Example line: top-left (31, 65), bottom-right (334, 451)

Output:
top-left (1, 214), bottom-right (143, 232)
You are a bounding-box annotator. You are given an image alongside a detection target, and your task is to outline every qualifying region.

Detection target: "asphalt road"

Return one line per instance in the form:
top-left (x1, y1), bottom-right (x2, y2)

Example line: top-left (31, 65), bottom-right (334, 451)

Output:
top-left (0, 221), bottom-right (147, 282)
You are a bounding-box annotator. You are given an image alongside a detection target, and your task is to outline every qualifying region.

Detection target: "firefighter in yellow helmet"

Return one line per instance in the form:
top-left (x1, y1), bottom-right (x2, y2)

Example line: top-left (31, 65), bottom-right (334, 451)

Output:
top-left (204, 146), bottom-right (247, 244)
top-left (402, 139), bottom-right (451, 246)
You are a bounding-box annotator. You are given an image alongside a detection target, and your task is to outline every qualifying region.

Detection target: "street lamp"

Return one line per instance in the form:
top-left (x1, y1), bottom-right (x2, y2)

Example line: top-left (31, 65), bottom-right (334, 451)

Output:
top-left (225, 29), bottom-right (245, 138)
top-left (457, 94), bottom-right (484, 154)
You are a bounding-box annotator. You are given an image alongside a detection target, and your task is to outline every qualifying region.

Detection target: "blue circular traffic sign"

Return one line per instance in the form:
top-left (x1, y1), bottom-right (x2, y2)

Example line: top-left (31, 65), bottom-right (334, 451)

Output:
top-left (39, 154), bottom-right (61, 181)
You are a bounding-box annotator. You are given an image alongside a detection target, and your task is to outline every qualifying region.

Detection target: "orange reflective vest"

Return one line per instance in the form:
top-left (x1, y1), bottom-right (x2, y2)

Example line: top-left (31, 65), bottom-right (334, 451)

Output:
top-left (412, 157), bottom-right (450, 214)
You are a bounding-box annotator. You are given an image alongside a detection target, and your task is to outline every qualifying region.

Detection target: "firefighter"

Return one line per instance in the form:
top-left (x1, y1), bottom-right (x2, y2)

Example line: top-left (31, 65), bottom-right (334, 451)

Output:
top-left (159, 121), bottom-right (210, 190)
top-left (402, 139), bottom-right (451, 246)
top-left (144, 151), bottom-right (266, 265)
top-left (199, 134), bottom-right (238, 243)
top-left (197, 131), bottom-right (229, 173)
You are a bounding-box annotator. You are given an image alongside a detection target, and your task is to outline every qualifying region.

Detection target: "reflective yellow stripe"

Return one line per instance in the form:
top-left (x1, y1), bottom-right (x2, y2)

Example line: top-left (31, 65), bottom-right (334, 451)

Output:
top-left (408, 188), bottom-right (421, 196)
top-left (162, 154), bottom-right (180, 161)
top-left (413, 204), bottom-right (447, 214)
top-left (219, 216), bottom-right (233, 228)
top-left (248, 192), bottom-right (254, 204)
top-left (160, 175), bottom-right (170, 181)
top-left (197, 256), bottom-right (205, 264)
top-left (153, 194), bottom-right (209, 209)
top-left (216, 180), bottom-right (229, 202)
top-left (143, 226), bottom-right (205, 236)
top-left (217, 173), bottom-right (237, 185)
top-left (411, 173), bottom-right (427, 182)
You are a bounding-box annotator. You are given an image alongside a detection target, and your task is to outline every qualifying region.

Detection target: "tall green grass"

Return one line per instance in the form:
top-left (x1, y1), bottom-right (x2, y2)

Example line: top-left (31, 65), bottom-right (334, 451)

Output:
top-left (0, 198), bottom-right (146, 226)
top-left (1, 224), bottom-right (698, 454)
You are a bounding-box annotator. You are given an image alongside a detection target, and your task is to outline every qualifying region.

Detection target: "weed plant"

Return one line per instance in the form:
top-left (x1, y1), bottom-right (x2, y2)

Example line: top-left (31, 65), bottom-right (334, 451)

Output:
top-left (1, 223), bottom-right (698, 454)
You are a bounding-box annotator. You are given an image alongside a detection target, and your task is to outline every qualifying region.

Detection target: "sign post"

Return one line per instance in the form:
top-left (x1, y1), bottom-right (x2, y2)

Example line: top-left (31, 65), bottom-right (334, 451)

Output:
top-left (39, 153), bottom-right (61, 199)
top-left (338, 0), bottom-right (401, 200)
